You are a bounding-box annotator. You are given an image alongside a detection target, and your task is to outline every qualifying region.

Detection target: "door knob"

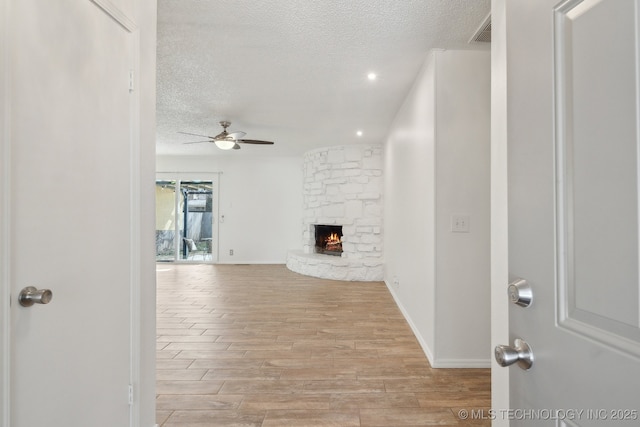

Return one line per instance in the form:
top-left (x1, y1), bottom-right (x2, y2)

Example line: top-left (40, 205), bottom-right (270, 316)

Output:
top-left (495, 338), bottom-right (533, 370)
top-left (18, 286), bottom-right (53, 307)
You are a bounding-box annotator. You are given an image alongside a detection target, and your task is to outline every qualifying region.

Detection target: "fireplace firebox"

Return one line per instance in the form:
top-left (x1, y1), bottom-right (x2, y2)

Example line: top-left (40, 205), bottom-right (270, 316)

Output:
top-left (314, 225), bottom-right (343, 256)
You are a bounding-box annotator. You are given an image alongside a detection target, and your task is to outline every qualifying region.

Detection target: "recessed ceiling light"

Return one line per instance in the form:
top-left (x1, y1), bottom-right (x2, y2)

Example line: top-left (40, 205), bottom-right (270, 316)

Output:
top-left (356, 130), bottom-right (363, 137)
top-left (367, 73), bottom-right (377, 81)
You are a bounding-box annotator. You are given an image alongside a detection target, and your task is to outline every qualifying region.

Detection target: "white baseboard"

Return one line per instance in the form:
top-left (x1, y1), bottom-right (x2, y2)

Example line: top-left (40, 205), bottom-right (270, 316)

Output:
top-left (384, 280), bottom-right (491, 369)
top-left (431, 358), bottom-right (491, 368)
top-left (384, 279), bottom-right (436, 366)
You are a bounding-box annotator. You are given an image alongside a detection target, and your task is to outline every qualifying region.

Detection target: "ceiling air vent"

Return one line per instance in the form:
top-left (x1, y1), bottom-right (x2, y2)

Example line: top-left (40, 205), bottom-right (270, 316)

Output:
top-left (470, 14), bottom-right (491, 43)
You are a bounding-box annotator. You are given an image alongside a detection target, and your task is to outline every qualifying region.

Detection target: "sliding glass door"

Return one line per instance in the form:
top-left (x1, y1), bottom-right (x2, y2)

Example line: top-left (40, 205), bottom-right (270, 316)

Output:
top-left (156, 180), bottom-right (178, 261)
top-left (179, 180), bottom-right (213, 260)
top-left (156, 177), bottom-right (217, 262)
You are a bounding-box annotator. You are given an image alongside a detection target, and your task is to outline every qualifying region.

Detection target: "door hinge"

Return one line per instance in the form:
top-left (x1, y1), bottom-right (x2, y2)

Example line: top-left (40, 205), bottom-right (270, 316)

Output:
top-left (129, 70), bottom-right (135, 92)
top-left (128, 384), bottom-right (134, 405)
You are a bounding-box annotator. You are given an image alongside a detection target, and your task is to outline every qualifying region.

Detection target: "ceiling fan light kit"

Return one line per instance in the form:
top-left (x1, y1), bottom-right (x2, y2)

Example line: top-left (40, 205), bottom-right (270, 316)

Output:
top-left (214, 139), bottom-right (237, 150)
top-left (180, 120), bottom-right (275, 151)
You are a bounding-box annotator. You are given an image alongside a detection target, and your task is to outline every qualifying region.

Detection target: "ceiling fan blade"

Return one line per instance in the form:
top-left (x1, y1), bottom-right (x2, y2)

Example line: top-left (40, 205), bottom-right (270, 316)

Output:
top-left (183, 140), bottom-right (211, 144)
top-left (178, 131), bottom-right (215, 139)
top-left (236, 139), bottom-right (275, 145)
top-left (227, 131), bottom-right (246, 139)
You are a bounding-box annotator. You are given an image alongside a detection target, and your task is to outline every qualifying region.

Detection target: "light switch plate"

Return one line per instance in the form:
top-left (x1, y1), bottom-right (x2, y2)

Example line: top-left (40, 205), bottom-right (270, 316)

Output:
top-left (451, 214), bottom-right (470, 233)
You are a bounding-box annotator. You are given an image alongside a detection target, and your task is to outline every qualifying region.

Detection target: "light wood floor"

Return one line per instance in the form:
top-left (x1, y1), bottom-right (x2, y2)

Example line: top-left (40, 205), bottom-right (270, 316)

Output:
top-left (156, 264), bottom-right (490, 427)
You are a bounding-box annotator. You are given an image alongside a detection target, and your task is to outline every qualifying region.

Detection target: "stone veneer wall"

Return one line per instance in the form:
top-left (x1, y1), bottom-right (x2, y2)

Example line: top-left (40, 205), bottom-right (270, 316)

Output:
top-left (286, 145), bottom-right (384, 281)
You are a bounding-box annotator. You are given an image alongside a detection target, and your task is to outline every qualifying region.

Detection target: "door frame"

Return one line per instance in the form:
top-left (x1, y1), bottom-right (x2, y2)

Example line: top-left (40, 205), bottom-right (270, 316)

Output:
top-left (1, 0), bottom-right (11, 422)
top-left (490, 0), bottom-right (510, 424)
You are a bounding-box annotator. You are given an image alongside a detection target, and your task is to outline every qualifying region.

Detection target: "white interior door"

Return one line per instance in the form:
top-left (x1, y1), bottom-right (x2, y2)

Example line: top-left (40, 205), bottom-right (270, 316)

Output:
top-left (5, 1), bottom-right (139, 426)
top-left (503, 0), bottom-right (640, 425)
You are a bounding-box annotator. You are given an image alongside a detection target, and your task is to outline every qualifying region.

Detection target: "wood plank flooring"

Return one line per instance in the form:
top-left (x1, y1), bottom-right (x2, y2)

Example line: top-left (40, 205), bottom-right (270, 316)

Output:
top-left (156, 264), bottom-right (490, 426)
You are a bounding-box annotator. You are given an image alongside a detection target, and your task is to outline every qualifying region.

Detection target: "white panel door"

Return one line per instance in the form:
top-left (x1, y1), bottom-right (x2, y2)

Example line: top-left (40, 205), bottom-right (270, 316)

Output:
top-left (7, 1), bottom-right (137, 426)
top-left (503, 0), bottom-right (640, 425)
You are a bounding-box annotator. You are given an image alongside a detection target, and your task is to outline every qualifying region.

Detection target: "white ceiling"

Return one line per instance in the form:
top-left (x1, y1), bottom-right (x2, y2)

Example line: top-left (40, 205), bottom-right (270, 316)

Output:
top-left (156, 0), bottom-right (490, 157)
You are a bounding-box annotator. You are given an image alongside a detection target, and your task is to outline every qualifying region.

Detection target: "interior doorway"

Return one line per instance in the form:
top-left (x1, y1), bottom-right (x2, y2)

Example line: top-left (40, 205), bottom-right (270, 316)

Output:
top-left (155, 178), bottom-right (218, 262)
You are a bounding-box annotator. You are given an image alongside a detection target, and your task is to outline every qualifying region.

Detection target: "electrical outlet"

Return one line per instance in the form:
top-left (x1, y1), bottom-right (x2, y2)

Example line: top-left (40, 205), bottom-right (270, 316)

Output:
top-left (393, 277), bottom-right (400, 289)
top-left (229, 249), bottom-right (234, 256)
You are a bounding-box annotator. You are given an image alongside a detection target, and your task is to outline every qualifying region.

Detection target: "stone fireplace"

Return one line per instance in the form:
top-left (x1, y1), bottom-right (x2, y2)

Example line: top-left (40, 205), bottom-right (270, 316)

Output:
top-left (287, 145), bottom-right (383, 281)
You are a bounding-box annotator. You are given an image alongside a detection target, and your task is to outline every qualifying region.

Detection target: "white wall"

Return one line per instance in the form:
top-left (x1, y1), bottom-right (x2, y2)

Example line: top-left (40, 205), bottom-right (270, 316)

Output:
top-left (157, 155), bottom-right (303, 264)
top-left (434, 51), bottom-right (491, 363)
top-left (384, 49), bottom-right (491, 367)
top-left (384, 54), bottom-right (437, 357)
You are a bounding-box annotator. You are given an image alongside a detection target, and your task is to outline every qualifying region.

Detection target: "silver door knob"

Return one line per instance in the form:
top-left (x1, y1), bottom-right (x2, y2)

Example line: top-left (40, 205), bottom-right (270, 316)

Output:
top-left (18, 286), bottom-right (53, 307)
top-left (495, 338), bottom-right (533, 370)
top-left (508, 278), bottom-right (533, 307)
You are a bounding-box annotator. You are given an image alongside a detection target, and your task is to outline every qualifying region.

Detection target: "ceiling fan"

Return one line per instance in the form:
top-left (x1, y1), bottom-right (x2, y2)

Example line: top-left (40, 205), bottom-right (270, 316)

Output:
top-left (179, 120), bottom-right (275, 150)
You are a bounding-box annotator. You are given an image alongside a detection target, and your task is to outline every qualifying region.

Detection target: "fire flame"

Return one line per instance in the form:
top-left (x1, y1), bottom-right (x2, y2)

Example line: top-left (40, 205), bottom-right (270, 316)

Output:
top-left (326, 233), bottom-right (341, 243)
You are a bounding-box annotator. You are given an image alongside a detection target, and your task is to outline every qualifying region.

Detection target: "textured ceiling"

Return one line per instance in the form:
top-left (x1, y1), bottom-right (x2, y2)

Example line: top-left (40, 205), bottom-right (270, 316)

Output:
top-left (156, 0), bottom-right (490, 157)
